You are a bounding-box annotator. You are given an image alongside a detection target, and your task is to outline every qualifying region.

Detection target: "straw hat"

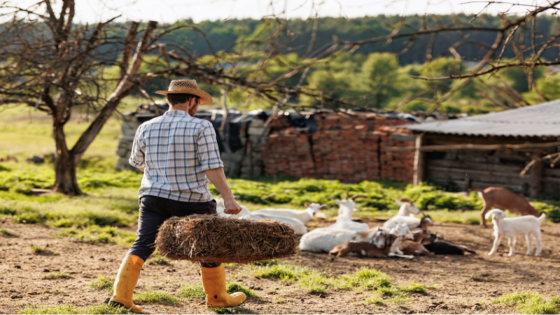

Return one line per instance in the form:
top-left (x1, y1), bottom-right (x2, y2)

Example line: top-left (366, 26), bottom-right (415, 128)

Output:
top-left (156, 79), bottom-right (213, 105)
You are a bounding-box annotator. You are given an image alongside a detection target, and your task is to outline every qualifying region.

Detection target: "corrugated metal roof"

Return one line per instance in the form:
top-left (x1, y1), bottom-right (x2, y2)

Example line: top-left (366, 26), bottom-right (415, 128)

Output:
top-left (403, 99), bottom-right (560, 137)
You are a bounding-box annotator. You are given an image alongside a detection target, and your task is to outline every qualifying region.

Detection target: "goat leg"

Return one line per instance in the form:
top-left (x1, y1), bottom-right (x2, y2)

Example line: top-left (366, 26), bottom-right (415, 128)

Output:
top-left (524, 234), bottom-right (532, 256)
top-left (507, 237), bottom-right (516, 256)
top-left (534, 231), bottom-right (542, 257)
top-left (488, 234), bottom-right (502, 255)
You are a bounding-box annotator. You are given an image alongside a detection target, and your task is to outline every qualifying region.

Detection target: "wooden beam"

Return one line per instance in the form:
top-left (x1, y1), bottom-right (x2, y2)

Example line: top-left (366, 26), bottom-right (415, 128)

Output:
top-left (530, 153), bottom-right (543, 198)
top-left (413, 134), bottom-right (425, 186)
top-left (388, 141), bottom-right (560, 153)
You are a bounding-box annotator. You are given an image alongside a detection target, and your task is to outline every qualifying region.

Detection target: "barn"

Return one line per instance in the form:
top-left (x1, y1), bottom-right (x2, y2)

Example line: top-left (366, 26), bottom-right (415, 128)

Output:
top-left (402, 100), bottom-right (560, 199)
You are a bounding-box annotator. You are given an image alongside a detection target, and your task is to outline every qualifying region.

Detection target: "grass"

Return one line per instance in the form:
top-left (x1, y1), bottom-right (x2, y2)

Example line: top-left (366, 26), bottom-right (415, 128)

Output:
top-left (399, 282), bottom-right (428, 294)
top-left (87, 275), bottom-right (113, 291)
top-left (177, 284), bottom-right (206, 299)
top-left (252, 264), bottom-right (429, 301)
top-left (29, 244), bottom-right (55, 255)
top-left (42, 272), bottom-right (72, 280)
top-left (54, 226), bottom-right (136, 246)
top-left (0, 228), bottom-right (15, 236)
top-left (18, 304), bottom-right (132, 314)
top-left (226, 283), bottom-right (256, 298)
top-left (133, 291), bottom-right (180, 305)
top-left (492, 291), bottom-right (560, 314)
top-left (147, 256), bottom-right (171, 266)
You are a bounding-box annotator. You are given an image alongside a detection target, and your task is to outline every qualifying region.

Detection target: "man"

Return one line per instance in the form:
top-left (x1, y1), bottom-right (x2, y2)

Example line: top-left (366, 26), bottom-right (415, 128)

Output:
top-left (108, 79), bottom-right (246, 312)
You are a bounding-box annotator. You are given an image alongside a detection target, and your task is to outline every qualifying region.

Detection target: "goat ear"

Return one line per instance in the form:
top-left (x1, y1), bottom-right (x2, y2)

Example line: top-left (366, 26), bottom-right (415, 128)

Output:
top-left (351, 194), bottom-right (368, 201)
top-left (304, 202), bottom-right (310, 207)
top-left (319, 204), bottom-right (329, 210)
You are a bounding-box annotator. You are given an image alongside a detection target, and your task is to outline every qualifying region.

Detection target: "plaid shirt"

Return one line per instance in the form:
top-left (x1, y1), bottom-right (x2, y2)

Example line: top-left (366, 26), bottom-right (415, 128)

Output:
top-left (129, 110), bottom-right (224, 202)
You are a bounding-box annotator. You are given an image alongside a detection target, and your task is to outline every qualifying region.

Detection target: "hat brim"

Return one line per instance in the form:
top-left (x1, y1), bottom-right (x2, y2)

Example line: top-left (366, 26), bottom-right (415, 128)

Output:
top-left (155, 88), bottom-right (213, 105)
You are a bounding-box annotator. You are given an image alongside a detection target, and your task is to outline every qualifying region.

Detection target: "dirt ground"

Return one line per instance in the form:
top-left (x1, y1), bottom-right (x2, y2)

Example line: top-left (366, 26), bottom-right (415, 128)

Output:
top-left (1, 219), bottom-right (559, 314)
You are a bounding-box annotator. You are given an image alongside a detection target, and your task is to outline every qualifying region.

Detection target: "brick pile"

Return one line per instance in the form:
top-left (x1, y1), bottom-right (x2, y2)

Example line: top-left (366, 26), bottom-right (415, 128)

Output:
top-left (312, 113), bottom-right (380, 183)
top-left (261, 119), bottom-right (316, 178)
top-left (261, 112), bottom-right (416, 183)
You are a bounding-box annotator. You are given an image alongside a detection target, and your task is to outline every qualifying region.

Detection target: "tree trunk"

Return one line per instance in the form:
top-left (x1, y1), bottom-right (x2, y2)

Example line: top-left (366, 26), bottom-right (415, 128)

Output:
top-left (53, 150), bottom-right (81, 195)
top-left (52, 115), bottom-right (82, 195)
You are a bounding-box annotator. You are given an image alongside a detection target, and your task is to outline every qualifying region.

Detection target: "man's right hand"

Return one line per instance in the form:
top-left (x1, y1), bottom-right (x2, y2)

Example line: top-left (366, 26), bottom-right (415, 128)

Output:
top-left (224, 198), bottom-right (243, 215)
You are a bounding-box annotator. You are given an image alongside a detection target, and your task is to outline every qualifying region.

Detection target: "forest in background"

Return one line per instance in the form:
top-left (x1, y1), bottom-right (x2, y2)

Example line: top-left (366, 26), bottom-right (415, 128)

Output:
top-left (99, 14), bottom-right (560, 113)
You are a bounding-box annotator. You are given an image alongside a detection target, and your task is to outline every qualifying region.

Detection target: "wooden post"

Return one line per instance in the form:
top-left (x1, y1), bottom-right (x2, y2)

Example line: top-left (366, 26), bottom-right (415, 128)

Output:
top-left (530, 152), bottom-right (543, 198)
top-left (413, 134), bottom-right (425, 186)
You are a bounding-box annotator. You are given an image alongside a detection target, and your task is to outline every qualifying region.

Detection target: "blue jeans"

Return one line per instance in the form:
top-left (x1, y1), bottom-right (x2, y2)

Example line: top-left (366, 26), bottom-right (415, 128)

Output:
top-left (128, 195), bottom-right (221, 268)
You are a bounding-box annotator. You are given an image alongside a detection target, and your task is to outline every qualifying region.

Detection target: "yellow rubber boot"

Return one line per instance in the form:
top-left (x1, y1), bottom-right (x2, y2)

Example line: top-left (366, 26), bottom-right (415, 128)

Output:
top-left (200, 264), bottom-right (247, 308)
top-left (108, 255), bottom-right (144, 313)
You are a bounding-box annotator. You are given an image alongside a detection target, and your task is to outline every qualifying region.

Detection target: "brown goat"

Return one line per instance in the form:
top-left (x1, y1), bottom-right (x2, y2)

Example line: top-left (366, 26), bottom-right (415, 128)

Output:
top-left (471, 187), bottom-right (540, 228)
top-left (401, 215), bottom-right (434, 256)
top-left (329, 234), bottom-right (399, 258)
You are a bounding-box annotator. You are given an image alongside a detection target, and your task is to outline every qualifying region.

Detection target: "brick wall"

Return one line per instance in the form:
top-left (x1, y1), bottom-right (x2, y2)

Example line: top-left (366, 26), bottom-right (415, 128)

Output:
top-left (261, 112), bottom-right (415, 183)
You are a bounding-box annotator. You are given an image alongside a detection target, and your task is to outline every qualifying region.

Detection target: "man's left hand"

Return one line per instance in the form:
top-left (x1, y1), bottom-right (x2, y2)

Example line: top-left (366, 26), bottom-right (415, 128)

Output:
top-left (224, 199), bottom-right (243, 215)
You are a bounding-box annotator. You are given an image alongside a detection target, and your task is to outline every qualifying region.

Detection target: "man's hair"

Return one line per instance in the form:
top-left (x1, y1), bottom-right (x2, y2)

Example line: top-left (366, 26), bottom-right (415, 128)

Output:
top-left (166, 93), bottom-right (199, 106)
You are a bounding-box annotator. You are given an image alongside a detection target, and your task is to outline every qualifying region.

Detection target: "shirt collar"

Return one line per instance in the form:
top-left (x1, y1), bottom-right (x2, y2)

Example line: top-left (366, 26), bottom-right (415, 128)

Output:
top-left (164, 110), bottom-right (191, 117)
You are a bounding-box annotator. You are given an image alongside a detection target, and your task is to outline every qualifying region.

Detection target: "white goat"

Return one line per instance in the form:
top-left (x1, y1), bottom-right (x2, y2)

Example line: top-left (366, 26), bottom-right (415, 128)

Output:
top-left (394, 198), bottom-right (421, 217)
top-left (252, 202), bottom-right (327, 224)
top-left (323, 192), bottom-right (369, 231)
top-left (249, 213), bottom-right (308, 235)
top-left (383, 199), bottom-right (422, 230)
top-left (486, 209), bottom-right (546, 256)
top-left (216, 199), bottom-right (308, 235)
top-left (299, 227), bottom-right (379, 253)
top-left (215, 199), bottom-right (251, 218)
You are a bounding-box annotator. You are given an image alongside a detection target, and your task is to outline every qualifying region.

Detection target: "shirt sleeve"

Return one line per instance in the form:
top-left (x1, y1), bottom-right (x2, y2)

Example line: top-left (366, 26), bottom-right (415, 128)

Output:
top-left (196, 121), bottom-right (224, 171)
top-left (129, 125), bottom-right (146, 169)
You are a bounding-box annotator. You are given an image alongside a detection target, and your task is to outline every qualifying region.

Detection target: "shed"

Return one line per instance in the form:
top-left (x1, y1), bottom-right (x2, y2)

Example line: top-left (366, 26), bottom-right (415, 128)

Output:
top-left (402, 100), bottom-right (560, 199)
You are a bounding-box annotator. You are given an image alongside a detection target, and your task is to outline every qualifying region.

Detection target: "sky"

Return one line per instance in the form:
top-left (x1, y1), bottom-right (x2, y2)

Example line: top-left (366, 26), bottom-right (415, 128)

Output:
top-left (67, 0), bottom-right (545, 23)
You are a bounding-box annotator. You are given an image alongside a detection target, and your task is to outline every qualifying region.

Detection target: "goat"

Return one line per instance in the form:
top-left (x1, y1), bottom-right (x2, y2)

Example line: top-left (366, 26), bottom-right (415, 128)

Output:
top-left (383, 199), bottom-right (423, 230)
top-left (216, 199), bottom-right (308, 235)
top-left (326, 200), bottom-right (369, 232)
top-left (252, 202), bottom-right (327, 224)
top-left (422, 233), bottom-right (476, 255)
top-left (486, 209), bottom-right (545, 256)
top-left (215, 199), bottom-right (251, 218)
top-left (398, 216), bottom-right (434, 256)
top-left (249, 213), bottom-right (308, 235)
top-left (299, 227), bottom-right (378, 253)
top-left (394, 198), bottom-right (421, 217)
top-left (329, 234), bottom-right (399, 258)
top-left (471, 187), bottom-right (541, 228)
top-left (410, 215), bottom-right (434, 243)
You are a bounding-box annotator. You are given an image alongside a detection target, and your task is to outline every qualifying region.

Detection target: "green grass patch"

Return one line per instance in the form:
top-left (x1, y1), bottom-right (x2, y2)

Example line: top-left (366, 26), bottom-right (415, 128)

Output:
top-left (399, 282), bottom-right (427, 294)
top-left (177, 284), bottom-right (205, 300)
top-left (344, 268), bottom-right (393, 290)
top-left (147, 256), bottom-right (171, 266)
top-left (227, 283), bottom-right (256, 298)
top-left (492, 291), bottom-right (559, 314)
top-left (18, 304), bottom-right (131, 314)
top-left (0, 228), bottom-right (15, 236)
top-left (55, 226), bottom-right (136, 246)
top-left (29, 244), bottom-right (55, 255)
top-left (133, 291), bottom-right (180, 305)
top-left (87, 275), bottom-right (113, 291)
top-left (43, 272), bottom-right (72, 280)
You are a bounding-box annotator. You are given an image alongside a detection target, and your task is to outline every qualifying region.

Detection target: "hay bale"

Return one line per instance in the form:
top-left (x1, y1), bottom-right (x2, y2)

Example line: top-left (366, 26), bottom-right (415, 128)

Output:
top-left (155, 215), bottom-right (298, 264)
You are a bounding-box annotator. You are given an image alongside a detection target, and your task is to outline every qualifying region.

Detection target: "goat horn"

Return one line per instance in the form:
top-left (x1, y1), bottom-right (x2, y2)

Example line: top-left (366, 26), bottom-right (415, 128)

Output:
top-left (344, 191), bottom-right (349, 200)
top-left (398, 197), bottom-right (413, 203)
top-left (319, 204), bottom-right (329, 210)
top-left (351, 194), bottom-right (368, 201)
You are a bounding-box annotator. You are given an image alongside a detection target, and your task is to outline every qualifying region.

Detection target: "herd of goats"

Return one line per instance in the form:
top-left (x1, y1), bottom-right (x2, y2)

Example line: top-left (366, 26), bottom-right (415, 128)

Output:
top-left (217, 186), bottom-right (547, 259)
